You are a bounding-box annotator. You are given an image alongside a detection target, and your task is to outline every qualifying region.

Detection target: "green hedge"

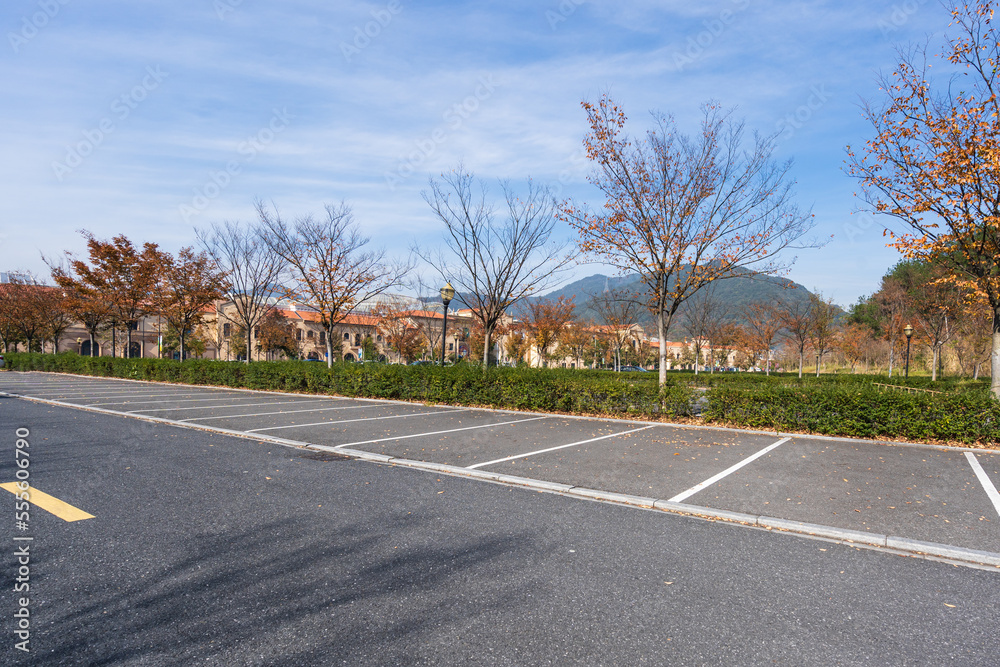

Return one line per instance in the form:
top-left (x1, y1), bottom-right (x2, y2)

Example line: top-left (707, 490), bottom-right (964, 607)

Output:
top-left (4, 352), bottom-right (996, 443)
top-left (1, 352), bottom-right (694, 418)
top-left (704, 384), bottom-right (999, 443)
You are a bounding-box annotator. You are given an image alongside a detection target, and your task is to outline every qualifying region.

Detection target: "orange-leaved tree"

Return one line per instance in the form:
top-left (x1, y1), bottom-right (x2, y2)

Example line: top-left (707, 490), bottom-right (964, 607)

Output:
top-left (156, 247), bottom-right (226, 361)
top-left (741, 302), bottom-right (782, 375)
top-left (50, 232), bottom-right (162, 357)
top-left (521, 296), bottom-right (575, 367)
top-left (848, 1), bottom-right (1000, 396)
top-left (561, 95), bottom-right (816, 387)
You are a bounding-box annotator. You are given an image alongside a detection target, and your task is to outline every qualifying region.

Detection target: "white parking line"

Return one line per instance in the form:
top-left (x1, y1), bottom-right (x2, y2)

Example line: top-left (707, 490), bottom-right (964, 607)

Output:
top-left (247, 408), bottom-right (469, 432)
top-left (333, 415), bottom-right (551, 449)
top-left (37, 390), bottom-right (201, 400)
top-left (179, 403), bottom-right (379, 422)
top-left (965, 452), bottom-right (1000, 517)
top-left (466, 425), bottom-right (656, 470)
top-left (133, 398), bottom-right (339, 413)
top-left (668, 437), bottom-right (791, 503)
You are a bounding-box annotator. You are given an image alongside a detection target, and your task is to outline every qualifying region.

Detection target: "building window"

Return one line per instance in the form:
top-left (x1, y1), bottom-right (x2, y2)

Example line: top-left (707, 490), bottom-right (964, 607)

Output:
top-left (343, 332), bottom-right (350, 340)
top-left (223, 323), bottom-right (231, 337)
top-left (376, 335), bottom-right (383, 343)
top-left (307, 330), bottom-right (314, 339)
top-left (253, 327), bottom-right (260, 338)
top-left (296, 329), bottom-right (302, 341)
top-left (355, 334), bottom-right (362, 345)
top-left (319, 331), bottom-right (326, 345)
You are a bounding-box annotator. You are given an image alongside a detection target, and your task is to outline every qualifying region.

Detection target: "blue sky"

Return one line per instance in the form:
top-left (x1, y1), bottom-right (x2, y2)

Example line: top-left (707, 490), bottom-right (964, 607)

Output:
top-left (0, 0), bottom-right (950, 307)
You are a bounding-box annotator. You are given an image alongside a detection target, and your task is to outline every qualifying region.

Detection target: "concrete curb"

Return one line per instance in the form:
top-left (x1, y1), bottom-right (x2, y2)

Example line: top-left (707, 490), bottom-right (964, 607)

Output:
top-left (4, 382), bottom-right (999, 570)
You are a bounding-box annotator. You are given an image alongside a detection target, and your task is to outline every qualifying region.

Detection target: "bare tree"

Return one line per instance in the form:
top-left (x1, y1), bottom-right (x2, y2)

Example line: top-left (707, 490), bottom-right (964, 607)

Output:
top-left (562, 95), bottom-right (817, 387)
top-left (682, 283), bottom-right (731, 374)
top-left (416, 166), bottom-right (574, 365)
top-left (775, 297), bottom-right (812, 378)
top-left (809, 293), bottom-right (839, 376)
top-left (589, 287), bottom-right (644, 372)
top-left (197, 220), bottom-right (284, 363)
top-left (257, 200), bottom-right (411, 368)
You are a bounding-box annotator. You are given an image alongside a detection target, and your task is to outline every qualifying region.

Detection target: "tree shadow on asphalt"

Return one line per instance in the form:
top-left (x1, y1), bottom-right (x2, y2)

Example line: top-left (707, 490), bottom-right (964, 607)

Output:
top-left (26, 512), bottom-right (545, 666)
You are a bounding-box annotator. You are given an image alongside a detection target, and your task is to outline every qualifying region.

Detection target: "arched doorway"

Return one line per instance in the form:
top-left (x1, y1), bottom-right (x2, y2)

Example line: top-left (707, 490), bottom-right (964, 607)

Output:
top-left (80, 340), bottom-right (100, 357)
top-left (127, 342), bottom-right (141, 358)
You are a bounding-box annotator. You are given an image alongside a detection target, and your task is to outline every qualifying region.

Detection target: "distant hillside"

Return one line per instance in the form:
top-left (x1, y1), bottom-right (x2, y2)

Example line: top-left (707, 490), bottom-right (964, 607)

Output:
top-left (538, 269), bottom-right (823, 336)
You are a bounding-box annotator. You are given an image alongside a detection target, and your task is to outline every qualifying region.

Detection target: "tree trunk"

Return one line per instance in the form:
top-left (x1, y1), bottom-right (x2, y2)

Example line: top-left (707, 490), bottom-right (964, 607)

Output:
top-left (180, 332), bottom-right (185, 361)
top-left (990, 308), bottom-right (1000, 399)
top-left (888, 341), bottom-right (895, 378)
top-left (931, 346), bottom-right (938, 382)
top-left (246, 331), bottom-right (252, 364)
top-left (483, 327), bottom-right (492, 367)
top-left (326, 334), bottom-right (333, 368)
top-left (657, 311), bottom-right (667, 387)
top-left (798, 348), bottom-right (803, 379)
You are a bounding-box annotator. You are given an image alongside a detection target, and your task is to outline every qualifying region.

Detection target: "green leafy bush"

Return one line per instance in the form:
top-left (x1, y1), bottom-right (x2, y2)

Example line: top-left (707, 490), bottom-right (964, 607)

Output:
top-left (704, 384), bottom-right (999, 443)
top-left (1, 353), bottom-right (694, 418)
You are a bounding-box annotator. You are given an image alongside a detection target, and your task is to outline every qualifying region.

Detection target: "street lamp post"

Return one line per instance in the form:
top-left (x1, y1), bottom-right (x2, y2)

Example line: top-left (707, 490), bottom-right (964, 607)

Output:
top-left (440, 282), bottom-right (454, 366)
top-left (904, 324), bottom-right (914, 378)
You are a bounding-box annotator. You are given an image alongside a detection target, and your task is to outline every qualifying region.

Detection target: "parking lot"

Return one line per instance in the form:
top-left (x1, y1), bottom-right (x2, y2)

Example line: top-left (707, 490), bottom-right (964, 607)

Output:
top-left (2, 371), bottom-right (999, 566)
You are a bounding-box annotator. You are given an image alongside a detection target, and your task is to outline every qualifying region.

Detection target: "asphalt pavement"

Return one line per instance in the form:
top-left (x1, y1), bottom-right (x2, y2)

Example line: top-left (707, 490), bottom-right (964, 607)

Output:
top-left (1, 394), bottom-right (999, 665)
top-left (1, 372), bottom-right (998, 565)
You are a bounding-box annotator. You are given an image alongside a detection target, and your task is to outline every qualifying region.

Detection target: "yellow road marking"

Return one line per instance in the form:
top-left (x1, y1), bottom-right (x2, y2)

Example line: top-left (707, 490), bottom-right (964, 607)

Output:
top-left (1, 483), bottom-right (95, 522)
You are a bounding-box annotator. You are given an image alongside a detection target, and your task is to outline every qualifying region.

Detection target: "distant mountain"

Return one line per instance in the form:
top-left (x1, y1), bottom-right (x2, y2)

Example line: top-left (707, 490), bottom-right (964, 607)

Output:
top-left (538, 268), bottom-right (824, 336)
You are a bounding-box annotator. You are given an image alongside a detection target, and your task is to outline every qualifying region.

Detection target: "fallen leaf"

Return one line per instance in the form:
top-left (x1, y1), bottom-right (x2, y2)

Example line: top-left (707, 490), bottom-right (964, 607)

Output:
top-left (944, 603), bottom-right (956, 608)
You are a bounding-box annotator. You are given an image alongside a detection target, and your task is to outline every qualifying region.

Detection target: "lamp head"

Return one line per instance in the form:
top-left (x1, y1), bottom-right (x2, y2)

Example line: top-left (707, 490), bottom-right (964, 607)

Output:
top-left (440, 282), bottom-right (455, 306)
top-left (903, 324), bottom-right (914, 339)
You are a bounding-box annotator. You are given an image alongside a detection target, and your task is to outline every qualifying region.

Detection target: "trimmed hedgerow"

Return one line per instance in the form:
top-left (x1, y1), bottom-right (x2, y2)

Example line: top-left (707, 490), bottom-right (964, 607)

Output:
top-left (5, 352), bottom-right (996, 442)
top-left (1, 352), bottom-right (695, 418)
top-left (704, 384), bottom-right (1000, 443)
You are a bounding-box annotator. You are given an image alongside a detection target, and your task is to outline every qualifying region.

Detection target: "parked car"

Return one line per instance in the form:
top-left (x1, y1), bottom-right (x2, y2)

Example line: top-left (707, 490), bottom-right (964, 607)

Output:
top-left (0, 354), bottom-right (4, 368)
top-left (618, 365), bottom-right (648, 372)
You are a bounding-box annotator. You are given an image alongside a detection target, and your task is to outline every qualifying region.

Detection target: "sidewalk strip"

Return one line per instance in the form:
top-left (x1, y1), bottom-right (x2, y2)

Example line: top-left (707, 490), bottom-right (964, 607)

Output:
top-left (247, 408), bottom-right (468, 432)
top-left (466, 425), bottom-right (656, 470)
top-left (0, 483), bottom-right (95, 522)
top-left (334, 415), bottom-right (551, 449)
top-left (668, 437), bottom-right (791, 503)
top-left (965, 452), bottom-right (1000, 517)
